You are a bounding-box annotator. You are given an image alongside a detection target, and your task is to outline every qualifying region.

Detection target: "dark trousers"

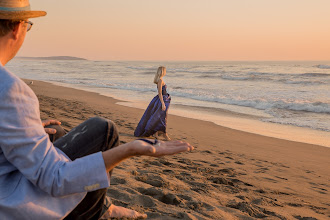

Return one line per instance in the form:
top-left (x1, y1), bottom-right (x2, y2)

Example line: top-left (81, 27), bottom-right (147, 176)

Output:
top-left (47, 117), bottom-right (119, 220)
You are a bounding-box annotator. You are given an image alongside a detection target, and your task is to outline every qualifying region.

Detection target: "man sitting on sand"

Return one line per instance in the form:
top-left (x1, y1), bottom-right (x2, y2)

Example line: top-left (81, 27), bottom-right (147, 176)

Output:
top-left (0, 1), bottom-right (193, 219)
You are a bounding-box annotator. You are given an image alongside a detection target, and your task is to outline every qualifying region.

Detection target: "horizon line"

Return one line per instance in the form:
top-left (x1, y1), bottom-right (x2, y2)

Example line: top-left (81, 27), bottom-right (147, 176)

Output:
top-left (15, 56), bottom-right (330, 63)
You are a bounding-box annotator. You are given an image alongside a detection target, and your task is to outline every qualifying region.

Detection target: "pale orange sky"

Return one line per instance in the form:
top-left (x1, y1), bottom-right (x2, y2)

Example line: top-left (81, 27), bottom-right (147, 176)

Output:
top-left (18, 0), bottom-right (330, 61)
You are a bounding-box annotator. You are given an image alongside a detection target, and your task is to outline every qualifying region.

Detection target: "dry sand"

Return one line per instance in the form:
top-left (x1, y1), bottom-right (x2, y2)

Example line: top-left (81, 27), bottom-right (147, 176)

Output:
top-left (25, 79), bottom-right (330, 220)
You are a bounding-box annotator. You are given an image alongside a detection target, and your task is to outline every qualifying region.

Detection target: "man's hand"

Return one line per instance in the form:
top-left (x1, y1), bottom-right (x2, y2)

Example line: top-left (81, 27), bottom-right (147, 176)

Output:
top-left (162, 103), bottom-right (166, 111)
top-left (132, 139), bottom-right (193, 157)
top-left (42, 119), bottom-right (61, 134)
top-left (102, 139), bottom-right (194, 172)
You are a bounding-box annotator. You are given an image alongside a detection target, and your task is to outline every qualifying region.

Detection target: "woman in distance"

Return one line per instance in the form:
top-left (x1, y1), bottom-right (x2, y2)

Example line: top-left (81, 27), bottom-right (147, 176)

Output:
top-left (134, 66), bottom-right (171, 140)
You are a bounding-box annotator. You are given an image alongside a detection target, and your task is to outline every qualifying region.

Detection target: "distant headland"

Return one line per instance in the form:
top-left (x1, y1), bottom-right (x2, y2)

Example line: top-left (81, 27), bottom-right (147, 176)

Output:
top-left (17, 56), bottom-right (88, 61)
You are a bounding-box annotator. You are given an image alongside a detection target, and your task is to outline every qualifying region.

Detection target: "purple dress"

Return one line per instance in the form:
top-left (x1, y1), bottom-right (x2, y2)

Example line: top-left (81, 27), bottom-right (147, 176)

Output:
top-left (134, 84), bottom-right (171, 137)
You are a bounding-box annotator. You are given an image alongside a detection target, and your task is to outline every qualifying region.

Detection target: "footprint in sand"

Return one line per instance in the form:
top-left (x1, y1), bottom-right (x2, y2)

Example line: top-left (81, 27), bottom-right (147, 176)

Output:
top-left (274, 176), bottom-right (288, 181)
top-left (109, 186), bottom-right (159, 209)
top-left (177, 158), bottom-right (193, 165)
top-left (235, 161), bottom-right (244, 165)
top-left (162, 169), bottom-right (175, 174)
top-left (254, 167), bottom-right (269, 173)
top-left (226, 201), bottom-right (267, 218)
top-left (217, 168), bottom-right (236, 176)
top-left (227, 200), bottom-right (284, 218)
top-left (310, 185), bottom-right (328, 195)
top-left (255, 189), bottom-right (266, 194)
top-left (252, 198), bottom-right (282, 207)
top-left (225, 156), bottom-right (234, 160)
top-left (135, 174), bottom-right (169, 188)
top-left (262, 177), bottom-right (278, 183)
top-left (195, 159), bottom-right (210, 164)
top-left (201, 150), bottom-right (213, 154)
top-left (110, 177), bottom-right (127, 185)
top-left (148, 160), bottom-right (163, 166)
top-left (137, 186), bottom-right (217, 217)
top-left (230, 178), bottom-right (254, 187)
top-left (286, 202), bottom-right (303, 207)
top-left (208, 176), bottom-right (234, 186)
top-left (294, 215), bottom-right (318, 220)
top-left (190, 182), bottom-right (211, 193)
top-left (137, 187), bottom-right (182, 206)
top-left (210, 163), bottom-right (219, 167)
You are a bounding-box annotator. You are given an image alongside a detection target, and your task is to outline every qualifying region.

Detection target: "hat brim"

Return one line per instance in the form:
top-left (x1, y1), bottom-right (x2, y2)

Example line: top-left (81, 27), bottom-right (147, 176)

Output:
top-left (0, 11), bottom-right (46, 20)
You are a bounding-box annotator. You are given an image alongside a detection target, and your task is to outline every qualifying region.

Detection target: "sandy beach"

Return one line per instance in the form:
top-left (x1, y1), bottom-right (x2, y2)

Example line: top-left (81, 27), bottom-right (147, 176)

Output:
top-left (25, 79), bottom-right (330, 219)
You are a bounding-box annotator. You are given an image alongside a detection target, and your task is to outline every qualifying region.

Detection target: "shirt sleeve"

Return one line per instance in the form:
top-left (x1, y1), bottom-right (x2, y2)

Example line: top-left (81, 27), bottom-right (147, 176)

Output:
top-left (0, 78), bottom-right (110, 197)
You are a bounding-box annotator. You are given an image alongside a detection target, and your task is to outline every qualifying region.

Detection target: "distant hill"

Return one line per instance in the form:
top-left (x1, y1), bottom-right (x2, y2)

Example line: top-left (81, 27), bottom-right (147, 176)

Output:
top-left (17, 56), bottom-right (88, 61)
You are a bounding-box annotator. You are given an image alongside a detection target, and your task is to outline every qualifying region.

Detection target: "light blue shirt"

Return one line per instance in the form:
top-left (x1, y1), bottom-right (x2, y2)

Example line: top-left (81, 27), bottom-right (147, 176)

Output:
top-left (0, 64), bottom-right (110, 219)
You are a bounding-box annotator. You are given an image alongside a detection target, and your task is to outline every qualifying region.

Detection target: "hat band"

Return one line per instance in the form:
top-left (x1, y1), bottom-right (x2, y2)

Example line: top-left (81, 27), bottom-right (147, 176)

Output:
top-left (0, 5), bottom-right (31, 12)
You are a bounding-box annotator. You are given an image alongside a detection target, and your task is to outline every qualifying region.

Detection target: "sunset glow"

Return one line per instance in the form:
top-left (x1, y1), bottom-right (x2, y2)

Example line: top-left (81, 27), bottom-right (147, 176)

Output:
top-left (19, 0), bottom-right (330, 61)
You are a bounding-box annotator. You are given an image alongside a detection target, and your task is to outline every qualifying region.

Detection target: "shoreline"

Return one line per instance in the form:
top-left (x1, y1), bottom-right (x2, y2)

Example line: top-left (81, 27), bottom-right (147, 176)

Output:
top-left (24, 78), bottom-right (330, 219)
top-left (36, 79), bottom-right (330, 148)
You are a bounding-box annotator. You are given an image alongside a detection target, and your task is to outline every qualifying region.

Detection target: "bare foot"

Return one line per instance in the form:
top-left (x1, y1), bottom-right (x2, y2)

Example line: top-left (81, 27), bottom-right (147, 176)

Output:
top-left (152, 131), bottom-right (159, 139)
top-left (101, 204), bottom-right (147, 219)
top-left (163, 133), bottom-right (171, 141)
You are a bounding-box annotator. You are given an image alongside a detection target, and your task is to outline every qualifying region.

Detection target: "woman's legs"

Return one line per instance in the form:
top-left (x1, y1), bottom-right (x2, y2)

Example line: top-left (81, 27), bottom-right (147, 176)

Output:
top-left (153, 131), bottom-right (171, 141)
top-left (152, 98), bottom-right (171, 140)
top-left (162, 132), bottom-right (171, 141)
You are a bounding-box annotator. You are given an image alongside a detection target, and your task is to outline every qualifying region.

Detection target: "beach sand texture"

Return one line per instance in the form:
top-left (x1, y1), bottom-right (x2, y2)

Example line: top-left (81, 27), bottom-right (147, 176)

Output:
top-left (26, 79), bottom-right (330, 219)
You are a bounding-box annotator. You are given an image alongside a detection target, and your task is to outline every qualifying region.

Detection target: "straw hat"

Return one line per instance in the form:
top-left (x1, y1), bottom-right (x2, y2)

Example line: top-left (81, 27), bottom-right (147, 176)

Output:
top-left (0, 0), bottom-right (46, 20)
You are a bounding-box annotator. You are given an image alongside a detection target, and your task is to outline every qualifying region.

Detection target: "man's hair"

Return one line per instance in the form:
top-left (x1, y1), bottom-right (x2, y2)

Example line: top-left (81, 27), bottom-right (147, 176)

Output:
top-left (0, 19), bottom-right (20, 37)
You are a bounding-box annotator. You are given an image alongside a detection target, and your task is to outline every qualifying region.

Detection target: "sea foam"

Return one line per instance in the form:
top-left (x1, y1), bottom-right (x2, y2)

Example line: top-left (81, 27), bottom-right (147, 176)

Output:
top-left (316, 64), bottom-right (330, 69)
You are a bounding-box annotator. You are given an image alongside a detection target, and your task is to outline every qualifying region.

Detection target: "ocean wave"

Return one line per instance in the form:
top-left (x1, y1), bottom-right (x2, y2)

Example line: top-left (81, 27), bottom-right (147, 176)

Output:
top-left (171, 67), bottom-right (221, 74)
top-left (299, 73), bottom-right (330, 77)
top-left (183, 70), bottom-right (220, 74)
top-left (262, 118), bottom-right (330, 132)
top-left (247, 71), bottom-right (270, 76)
top-left (219, 71), bottom-right (272, 81)
top-left (142, 71), bottom-right (156, 75)
top-left (316, 65), bottom-right (330, 69)
top-left (71, 77), bottom-right (96, 81)
top-left (220, 75), bottom-right (252, 81)
top-left (215, 99), bottom-right (330, 114)
top-left (282, 80), bottom-right (325, 85)
top-left (100, 84), bottom-right (155, 93)
top-left (217, 71), bottom-right (329, 85)
top-left (172, 86), bottom-right (184, 90)
top-left (171, 91), bottom-right (330, 114)
top-left (126, 66), bottom-right (155, 71)
top-left (167, 73), bottom-right (186, 78)
top-left (198, 74), bottom-right (220, 79)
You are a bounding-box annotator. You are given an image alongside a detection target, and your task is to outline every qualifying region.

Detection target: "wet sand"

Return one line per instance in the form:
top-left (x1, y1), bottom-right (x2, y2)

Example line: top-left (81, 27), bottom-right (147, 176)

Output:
top-left (25, 79), bottom-right (330, 219)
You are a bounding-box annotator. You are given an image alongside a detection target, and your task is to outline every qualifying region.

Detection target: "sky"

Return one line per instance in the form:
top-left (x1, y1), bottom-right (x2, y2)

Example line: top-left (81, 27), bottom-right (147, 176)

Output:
top-left (18, 0), bottom-right (330, 61)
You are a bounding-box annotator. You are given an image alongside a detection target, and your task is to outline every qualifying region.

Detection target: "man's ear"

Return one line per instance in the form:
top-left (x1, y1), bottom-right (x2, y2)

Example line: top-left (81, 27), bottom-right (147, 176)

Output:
top-left (12, 22), bottom-right (21, 40)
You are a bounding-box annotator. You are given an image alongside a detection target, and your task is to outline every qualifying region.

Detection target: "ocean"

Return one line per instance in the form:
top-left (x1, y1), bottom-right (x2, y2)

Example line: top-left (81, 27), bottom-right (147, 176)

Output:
top-left (7, 58), bottom-right (330, 147)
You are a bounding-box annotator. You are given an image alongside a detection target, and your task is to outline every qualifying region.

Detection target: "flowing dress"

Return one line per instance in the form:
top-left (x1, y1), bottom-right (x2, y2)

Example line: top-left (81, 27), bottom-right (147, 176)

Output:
top-left (134, 84), bottom-right (171, 137)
